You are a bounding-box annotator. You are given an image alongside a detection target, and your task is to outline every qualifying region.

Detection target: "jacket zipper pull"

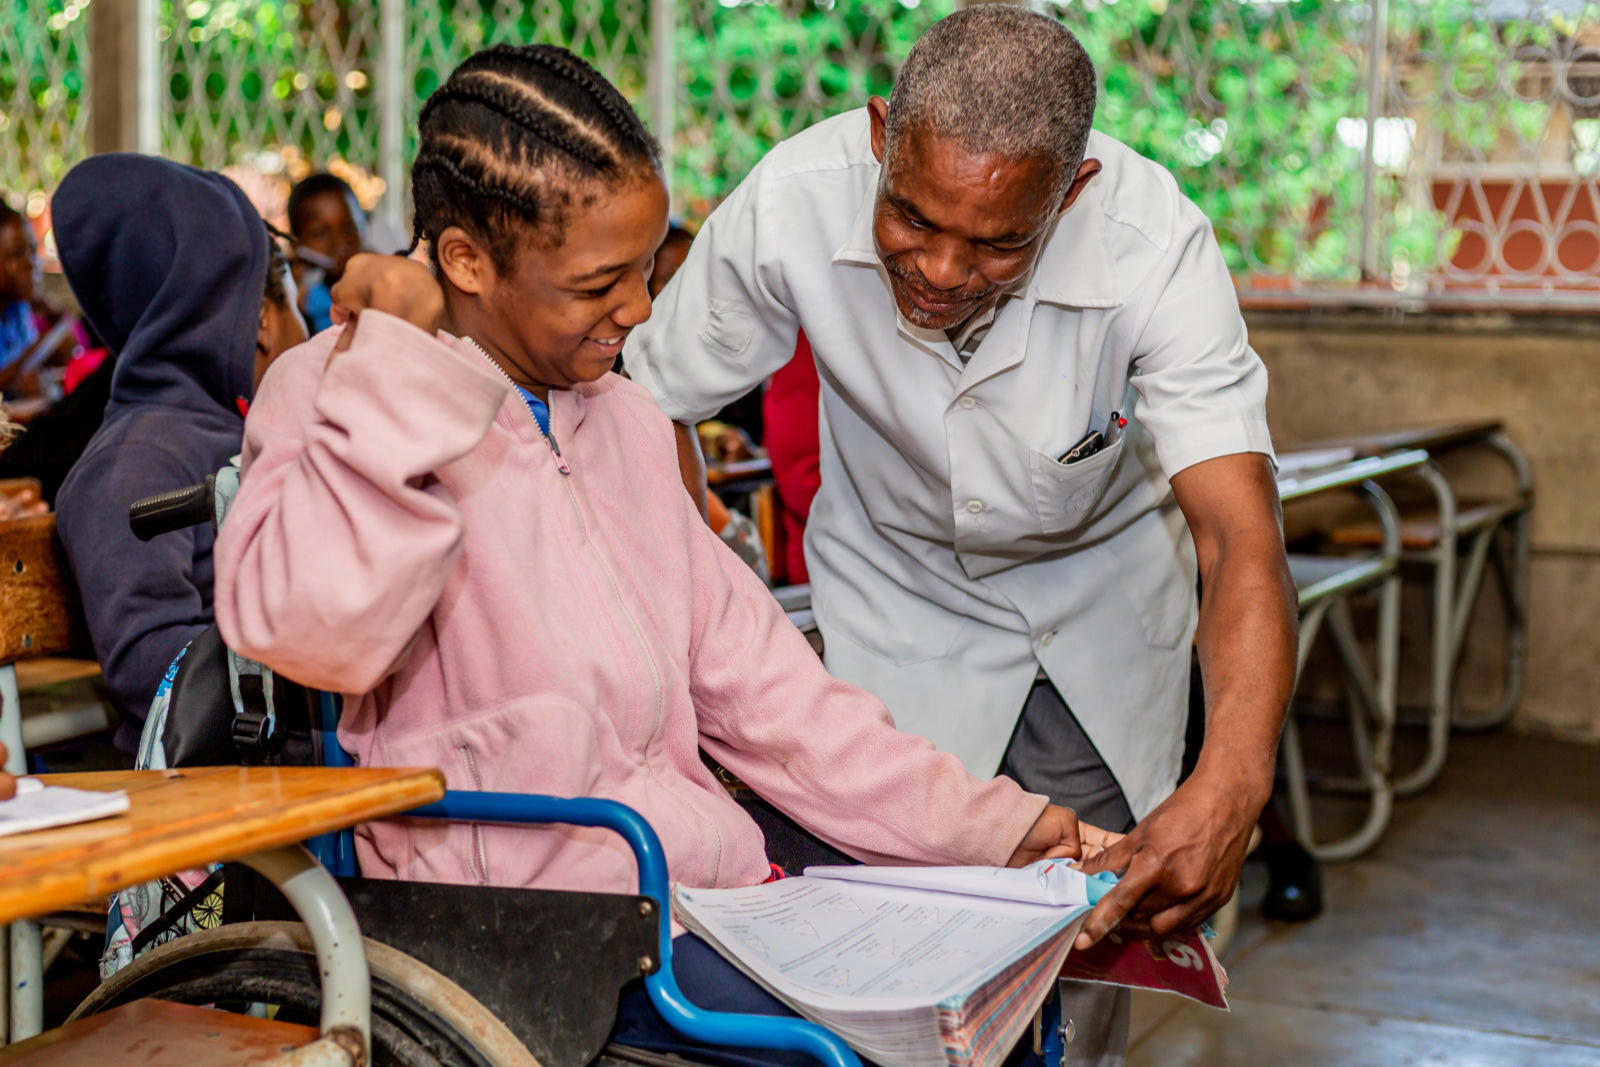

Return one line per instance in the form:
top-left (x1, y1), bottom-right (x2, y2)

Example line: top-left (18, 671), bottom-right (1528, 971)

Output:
top-left (547, 430), bottom-right (571, 475)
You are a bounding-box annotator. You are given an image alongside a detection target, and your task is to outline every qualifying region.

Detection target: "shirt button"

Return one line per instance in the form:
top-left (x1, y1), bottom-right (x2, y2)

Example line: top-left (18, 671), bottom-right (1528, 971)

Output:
top-left (1040, 631), bottom-right (1056, 646)
top-left (959, 397), bottom-right (977, 410)
top-left (966, 500), bottom-right (984, 514)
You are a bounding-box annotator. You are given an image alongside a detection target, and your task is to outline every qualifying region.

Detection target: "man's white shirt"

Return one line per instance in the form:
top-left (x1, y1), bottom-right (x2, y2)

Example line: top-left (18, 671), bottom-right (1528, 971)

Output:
top-left (626, 109), bottom-right (1273, 819)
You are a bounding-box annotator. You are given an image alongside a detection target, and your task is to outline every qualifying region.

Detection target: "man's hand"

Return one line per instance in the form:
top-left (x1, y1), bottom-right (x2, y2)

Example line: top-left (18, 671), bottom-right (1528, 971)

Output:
top-left (329, 253), bottom-right (446, 357)
top-left (1071, 452), bottom-right (1295, 950)
top-left (1007, 803), bottom-right (1123, 867)
top-left (1073, 772), bottom-right (1260, 949)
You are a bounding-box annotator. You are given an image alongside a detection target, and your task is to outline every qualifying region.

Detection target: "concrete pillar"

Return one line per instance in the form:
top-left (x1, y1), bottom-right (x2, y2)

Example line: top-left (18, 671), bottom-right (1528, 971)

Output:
top-left (90, 0), bottom-right (160, 155)
top-left (89, 0), bottom-right (138, 154)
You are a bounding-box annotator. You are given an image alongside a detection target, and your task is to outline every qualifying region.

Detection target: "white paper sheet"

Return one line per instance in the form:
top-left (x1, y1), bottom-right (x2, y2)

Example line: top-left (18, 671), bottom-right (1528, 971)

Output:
top-left (0, 777), bottom-right (129, 837)
top-left (803, 859), bottom-right (1094, 908)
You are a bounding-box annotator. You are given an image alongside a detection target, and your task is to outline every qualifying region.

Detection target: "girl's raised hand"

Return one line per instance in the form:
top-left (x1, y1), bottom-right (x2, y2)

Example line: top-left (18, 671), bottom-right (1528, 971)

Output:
top-left (329, 253), bottom-right (446, 357)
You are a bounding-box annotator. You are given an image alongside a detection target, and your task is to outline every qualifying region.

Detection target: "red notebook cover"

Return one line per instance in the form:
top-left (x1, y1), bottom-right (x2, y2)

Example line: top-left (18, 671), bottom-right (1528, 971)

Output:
top-left (1058, 927), bottom-right (1229, 1009)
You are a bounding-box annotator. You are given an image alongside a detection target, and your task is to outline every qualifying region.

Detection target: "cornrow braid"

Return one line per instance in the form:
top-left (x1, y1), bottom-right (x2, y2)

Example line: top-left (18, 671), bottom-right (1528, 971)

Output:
top-left (521, 46), bottom-right (645, 152)
top-left (409, 43), bottom-right (659, 273)
top-left (421, 79), bottom-right (613, 172)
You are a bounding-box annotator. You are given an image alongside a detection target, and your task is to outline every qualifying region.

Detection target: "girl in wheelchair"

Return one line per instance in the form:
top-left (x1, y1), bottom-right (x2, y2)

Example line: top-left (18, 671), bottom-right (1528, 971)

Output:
top-left (213, 44), bottom-right (1112, 1063)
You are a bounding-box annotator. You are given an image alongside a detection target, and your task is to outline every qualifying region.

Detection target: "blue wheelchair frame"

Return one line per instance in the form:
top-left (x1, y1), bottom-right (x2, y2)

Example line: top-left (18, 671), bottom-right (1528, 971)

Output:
top-left (304, 694), bottom-right (866, 1067)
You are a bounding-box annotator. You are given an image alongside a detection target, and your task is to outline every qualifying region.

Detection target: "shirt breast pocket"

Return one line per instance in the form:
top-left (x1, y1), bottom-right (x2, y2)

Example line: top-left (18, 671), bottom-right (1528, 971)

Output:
top-left (1029, 439), bottom-right (1125, 535)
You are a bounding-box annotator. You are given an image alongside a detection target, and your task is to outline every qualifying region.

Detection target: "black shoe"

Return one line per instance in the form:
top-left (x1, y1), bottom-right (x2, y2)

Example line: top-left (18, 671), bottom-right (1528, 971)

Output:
top-left (1260, 841), bottom-right (1324, 921)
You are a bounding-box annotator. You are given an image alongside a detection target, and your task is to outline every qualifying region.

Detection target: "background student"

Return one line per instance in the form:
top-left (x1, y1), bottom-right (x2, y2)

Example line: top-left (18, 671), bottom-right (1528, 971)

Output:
top-left (54, 155), bottom-right (306, 752)
top-left (286, 172), bottom-right (365, 335)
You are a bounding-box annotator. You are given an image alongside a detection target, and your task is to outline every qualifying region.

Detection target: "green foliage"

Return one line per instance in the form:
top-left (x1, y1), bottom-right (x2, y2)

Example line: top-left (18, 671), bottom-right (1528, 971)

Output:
top-left (673, 0), bottom-right (953, 218)
top-left (10, 0), bottom-right (1564, 285)
top-left (0, 0), bottom-right (90, 203)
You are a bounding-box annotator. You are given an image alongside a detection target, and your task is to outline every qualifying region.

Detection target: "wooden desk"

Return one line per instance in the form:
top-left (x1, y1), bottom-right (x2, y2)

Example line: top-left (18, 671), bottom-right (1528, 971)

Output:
top-left (1290, 418), bottom-right (1503, 459)
top-left (0, 766), bottom-right (445, 927)
top-left (13, 659), bottom-right (101, 691)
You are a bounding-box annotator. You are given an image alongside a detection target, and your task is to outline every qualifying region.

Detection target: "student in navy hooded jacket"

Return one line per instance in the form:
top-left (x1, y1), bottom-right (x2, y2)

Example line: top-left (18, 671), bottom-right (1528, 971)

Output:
top-left (54, 156), bottom-right (308, 751)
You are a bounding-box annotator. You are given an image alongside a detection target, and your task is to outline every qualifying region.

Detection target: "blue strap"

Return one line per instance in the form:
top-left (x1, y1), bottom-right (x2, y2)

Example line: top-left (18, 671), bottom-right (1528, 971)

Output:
top-left (514, 385), bottom-right (551, 437)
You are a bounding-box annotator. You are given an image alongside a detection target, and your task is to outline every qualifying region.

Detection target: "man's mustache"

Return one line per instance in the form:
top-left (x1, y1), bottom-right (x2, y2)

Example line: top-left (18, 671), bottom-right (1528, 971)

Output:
top-left (884, 256), bottom-right (994, 305)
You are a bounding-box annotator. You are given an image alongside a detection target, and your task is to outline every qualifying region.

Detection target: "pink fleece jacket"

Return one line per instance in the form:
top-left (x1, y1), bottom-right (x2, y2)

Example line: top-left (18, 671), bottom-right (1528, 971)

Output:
top-left (214, 312), bottom-right (1048, 895)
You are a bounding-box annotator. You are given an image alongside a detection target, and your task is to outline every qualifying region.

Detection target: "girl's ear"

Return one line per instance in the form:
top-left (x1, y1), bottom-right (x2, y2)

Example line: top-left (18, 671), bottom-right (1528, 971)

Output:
top-left (436, 226), bottom-right (490, 295)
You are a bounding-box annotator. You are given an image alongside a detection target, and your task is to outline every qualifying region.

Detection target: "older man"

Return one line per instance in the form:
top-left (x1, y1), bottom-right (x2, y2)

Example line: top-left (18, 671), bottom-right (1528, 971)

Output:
top-left (627, 9), bottom-right (1295, 1061)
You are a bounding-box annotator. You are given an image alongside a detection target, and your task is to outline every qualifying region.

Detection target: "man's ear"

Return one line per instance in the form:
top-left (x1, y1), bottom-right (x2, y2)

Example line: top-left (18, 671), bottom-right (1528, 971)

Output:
top-left (868, 96), bottom-right (889, 164)
top-left (1059, 159), bottom-right (1103, 214)
top-left (435, 226), bottom-right (490, 295)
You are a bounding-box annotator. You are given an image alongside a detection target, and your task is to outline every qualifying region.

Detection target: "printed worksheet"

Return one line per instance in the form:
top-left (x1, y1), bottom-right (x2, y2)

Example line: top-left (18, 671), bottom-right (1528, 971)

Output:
top-left (676, 876), bottom-right (1084, 1009)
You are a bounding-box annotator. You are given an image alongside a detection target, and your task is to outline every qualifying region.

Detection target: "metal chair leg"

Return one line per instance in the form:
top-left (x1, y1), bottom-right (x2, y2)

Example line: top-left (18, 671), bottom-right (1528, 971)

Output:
top-left (1454, 510), bottom-right (1531, 730)
top-left (1308, 586), bottom-right (1398, 862)
top-left (1281, 600), bottom-right (1332, 853)
top-left (0, 663), bottom-right (41, 1045)
top-left (1394, 462), bottom-right (1456, 798)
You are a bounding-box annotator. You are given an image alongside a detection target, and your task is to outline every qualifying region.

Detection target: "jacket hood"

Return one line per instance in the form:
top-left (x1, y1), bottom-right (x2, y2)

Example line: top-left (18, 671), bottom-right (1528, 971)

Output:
top-left (54, 154), bottom-right (266, 418)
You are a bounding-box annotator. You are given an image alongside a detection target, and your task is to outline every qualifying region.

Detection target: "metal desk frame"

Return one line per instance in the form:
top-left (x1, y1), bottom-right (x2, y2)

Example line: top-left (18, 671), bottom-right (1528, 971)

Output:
top-left (1389, 433), bottom-right (1532, 797)
top-left (1277, 450), bottom-right (1426, 861)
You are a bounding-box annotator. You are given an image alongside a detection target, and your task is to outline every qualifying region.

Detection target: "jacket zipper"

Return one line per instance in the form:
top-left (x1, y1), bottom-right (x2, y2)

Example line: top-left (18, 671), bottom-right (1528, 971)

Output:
top-left (552, 472), bottom-right (722, 882)
top-left (466, 339), bottom-right (570, 475)
top-left (458, 745), bottom-right (489, 886)
top-left (464, 338), bottom-right (723, 882)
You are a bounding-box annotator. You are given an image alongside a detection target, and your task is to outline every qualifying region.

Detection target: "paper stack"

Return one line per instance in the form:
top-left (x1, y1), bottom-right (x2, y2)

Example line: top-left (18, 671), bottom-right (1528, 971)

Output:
top-left (674, 862), bottom-right (1098, 1067)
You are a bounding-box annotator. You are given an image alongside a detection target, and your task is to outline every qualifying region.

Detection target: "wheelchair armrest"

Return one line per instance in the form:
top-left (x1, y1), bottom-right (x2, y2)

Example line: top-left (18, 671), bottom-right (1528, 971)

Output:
top-left (408, 791), bottom-right (863, 1067)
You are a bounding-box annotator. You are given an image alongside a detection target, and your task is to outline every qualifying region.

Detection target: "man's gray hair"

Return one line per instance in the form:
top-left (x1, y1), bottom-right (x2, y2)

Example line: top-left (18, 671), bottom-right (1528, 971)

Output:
top-left (886, 6), bottom-right (1097, 186)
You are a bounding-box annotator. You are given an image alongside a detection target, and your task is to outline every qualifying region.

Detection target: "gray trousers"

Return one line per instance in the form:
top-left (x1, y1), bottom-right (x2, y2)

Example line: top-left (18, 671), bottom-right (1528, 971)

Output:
top-left (998, 679), bottom-right (1134, 1067)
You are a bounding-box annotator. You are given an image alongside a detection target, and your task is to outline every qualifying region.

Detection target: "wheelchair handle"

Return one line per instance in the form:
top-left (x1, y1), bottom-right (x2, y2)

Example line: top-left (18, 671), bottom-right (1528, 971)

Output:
top-left (129, 476), bottom-right (215, 541)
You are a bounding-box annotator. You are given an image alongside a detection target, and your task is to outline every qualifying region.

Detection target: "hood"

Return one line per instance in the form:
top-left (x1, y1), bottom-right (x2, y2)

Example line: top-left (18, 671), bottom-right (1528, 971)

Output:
top-left (54, 154), bottom-right (266, 418)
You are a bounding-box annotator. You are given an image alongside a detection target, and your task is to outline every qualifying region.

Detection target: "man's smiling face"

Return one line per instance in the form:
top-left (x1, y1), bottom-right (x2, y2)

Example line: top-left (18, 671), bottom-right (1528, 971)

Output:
top-left (867, 97), bottom-right (1092, 333)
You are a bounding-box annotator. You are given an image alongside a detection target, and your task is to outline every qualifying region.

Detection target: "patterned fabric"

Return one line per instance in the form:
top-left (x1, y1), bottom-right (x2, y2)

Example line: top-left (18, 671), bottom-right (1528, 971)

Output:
top-left (101, 642), bottom-right (226, 977)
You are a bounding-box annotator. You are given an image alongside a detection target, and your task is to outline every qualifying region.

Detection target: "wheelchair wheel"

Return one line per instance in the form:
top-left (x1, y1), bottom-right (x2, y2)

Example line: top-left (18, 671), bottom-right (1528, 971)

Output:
top-left (70, 922), bottom-right (540, 1067)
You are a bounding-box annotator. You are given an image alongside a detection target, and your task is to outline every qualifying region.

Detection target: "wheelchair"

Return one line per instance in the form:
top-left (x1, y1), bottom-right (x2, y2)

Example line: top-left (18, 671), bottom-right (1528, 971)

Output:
top-left (94, 480), bottom-right (1078, 1067)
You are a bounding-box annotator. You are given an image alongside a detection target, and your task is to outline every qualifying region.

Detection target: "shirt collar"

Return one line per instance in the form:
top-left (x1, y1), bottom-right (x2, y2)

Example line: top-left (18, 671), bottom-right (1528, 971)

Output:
top-left (831, 169), bottom-right (1124, 311)
top-left (1032, 177), bottom-right (1123, 309)
top-left (831, 181), bottom-right (881, 269)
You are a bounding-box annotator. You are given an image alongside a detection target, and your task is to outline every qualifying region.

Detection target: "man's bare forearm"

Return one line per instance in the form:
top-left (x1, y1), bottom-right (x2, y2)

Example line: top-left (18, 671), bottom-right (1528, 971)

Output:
top-left (1191, 519), bottom-right (1297, 810)
top-left (674, 420), bottom-right (709, 522)
top-left (1172, 451), bottom-right (1297, 810)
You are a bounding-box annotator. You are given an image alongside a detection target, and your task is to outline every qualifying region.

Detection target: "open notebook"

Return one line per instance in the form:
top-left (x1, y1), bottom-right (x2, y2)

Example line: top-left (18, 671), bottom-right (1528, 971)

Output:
top-left (675, 861), bottom-right (1226, 1067)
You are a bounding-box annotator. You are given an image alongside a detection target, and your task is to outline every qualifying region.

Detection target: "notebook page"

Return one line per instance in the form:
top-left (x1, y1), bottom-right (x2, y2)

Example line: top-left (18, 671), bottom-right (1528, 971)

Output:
top-left (803, 860), bottom-right (1096, 908)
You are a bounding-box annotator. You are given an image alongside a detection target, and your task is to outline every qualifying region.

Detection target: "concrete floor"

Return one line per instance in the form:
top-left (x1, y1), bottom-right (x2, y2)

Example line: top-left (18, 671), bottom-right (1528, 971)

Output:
top-left (1127, 730), bottom-right (1600, 1066)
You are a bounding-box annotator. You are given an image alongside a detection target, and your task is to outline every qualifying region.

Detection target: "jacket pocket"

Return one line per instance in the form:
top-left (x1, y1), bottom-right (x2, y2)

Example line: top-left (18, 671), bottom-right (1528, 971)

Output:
top-left (1029, 438), bottom-right (1126, 536)
top-left (457, 745), bottom-right (490, 886)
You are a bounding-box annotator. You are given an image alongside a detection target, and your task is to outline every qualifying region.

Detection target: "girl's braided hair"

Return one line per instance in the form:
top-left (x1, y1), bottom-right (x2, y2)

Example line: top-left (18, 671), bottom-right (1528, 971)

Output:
top-left (410, 44), bottom-right (660, 273)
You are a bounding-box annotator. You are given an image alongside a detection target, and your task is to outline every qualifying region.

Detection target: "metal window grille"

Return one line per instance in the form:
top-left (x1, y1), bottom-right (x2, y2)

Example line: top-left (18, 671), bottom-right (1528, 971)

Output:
top-left (10, 0), bottom-right (1600, 305)
top-left (0, 0), bottom-right (90, 219)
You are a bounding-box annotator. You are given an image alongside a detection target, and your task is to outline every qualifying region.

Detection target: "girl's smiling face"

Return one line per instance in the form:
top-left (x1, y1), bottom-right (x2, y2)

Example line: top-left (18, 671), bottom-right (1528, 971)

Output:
top-left (435, 170), bottom-right (669, 399)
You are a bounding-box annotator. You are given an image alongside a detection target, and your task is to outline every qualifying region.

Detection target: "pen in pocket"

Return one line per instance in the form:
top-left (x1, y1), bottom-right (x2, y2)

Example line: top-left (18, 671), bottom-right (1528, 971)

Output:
top-left (1058, 411), bottom-right (1126, 464)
